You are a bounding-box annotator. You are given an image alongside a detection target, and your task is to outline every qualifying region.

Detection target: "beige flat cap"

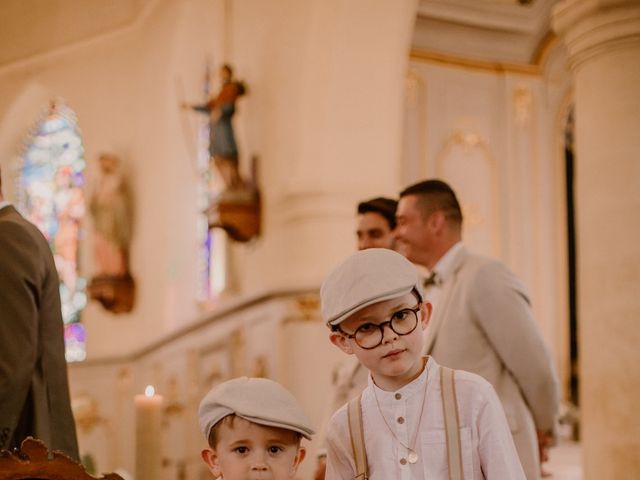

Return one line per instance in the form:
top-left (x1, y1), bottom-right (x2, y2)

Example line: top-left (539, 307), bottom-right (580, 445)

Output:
top-left (198, 377), bottom-right (315, 440)
top-left (321, 248), bottom-right (423, 326)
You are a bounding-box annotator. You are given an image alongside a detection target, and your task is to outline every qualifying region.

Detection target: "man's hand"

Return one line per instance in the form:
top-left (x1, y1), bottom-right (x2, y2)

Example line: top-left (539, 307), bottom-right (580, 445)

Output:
top-left (537, 430), bottom-right (553, 477)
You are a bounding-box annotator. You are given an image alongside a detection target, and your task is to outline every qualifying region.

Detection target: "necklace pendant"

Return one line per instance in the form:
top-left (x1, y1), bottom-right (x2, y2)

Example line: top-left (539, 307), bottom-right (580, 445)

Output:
top-left (407, 450), bottom-right (419, 464)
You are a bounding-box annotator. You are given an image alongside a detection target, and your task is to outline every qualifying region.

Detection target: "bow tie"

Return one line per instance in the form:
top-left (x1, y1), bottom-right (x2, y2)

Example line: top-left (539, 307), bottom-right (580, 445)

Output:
top-left (423, 271), bottom-right (440, 288)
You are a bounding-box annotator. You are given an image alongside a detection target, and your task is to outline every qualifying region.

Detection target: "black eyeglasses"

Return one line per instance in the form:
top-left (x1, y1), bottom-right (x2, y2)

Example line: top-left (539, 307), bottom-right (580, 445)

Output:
top-left (337, 304), bottom-right (421, 350)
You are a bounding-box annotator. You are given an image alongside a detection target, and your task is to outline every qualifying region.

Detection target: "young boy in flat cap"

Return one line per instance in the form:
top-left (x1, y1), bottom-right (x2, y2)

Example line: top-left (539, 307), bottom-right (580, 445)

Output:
top-left (321, 248), bottom-right (525, 479)
top-left (198, 376), bottom-right (314, 480)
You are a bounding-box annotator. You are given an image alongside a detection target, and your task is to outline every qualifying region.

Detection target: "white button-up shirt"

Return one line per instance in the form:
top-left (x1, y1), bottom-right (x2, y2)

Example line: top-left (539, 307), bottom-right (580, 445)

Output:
top-left (423, 241), bottom-right (464, 308)
top-left (325, 357), bottom-right (525, 479)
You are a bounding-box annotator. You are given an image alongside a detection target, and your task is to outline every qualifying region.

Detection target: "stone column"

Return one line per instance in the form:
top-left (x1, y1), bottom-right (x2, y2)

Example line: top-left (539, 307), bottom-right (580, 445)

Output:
top-left (552, 1), bottom-right (640, 478)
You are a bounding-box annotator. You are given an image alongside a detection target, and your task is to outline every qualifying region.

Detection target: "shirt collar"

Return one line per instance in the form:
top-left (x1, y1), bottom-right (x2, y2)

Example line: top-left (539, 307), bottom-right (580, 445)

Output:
top-left (0, 200), bottom-right (10, 211)
top-left (430, 241), bottom-right (464, 284)
top-left (368, 356), bottom-right (436, 403)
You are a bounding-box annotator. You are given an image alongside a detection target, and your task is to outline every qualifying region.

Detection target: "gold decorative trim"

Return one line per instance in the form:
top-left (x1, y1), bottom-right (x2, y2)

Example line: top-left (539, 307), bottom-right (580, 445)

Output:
top-left (409, 33), bottom-right (559, 76)
top-left (410, 48), bottom-right (540, 75)
top-left (532, 32), bottom-right (559, 68)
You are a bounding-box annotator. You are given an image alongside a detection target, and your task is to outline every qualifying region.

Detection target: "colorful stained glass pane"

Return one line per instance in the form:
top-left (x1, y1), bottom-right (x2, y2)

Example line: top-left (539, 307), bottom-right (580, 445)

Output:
top-left (64, 323), bottom-right (86, 362)
top-left (18, 100), bottom-right (87, 362)
top-left (196, 66), bottom-right (227, 303)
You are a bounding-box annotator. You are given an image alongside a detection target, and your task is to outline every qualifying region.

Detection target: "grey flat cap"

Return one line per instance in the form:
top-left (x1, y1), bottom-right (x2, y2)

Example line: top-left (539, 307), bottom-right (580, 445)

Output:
top-left (198, 377), bottom-right (315, 440)
top-left (321, 248), bottom-right (423, 326)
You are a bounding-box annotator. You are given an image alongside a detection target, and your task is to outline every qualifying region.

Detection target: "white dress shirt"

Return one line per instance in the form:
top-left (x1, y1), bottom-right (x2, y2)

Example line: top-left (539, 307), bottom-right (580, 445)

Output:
top-left (424, 241), bottom-right (464, 308)
top-left (325, 357), bottom-right (525, 479)
top-left (0, 200), bottom-right (10, 211)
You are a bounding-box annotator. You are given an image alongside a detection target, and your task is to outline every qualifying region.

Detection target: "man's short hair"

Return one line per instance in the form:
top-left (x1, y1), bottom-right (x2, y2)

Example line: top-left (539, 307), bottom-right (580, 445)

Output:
top-left (357, 197), bottom-right (398, 230)
top-left (399, 179), bottom-right (463, 225)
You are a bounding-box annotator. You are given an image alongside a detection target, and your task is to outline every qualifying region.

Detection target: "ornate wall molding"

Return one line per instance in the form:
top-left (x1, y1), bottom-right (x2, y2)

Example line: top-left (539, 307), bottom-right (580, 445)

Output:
top-left (409, 33), bottom-right (560, 76)
top-left (552, 0), bottom-right (640, 70)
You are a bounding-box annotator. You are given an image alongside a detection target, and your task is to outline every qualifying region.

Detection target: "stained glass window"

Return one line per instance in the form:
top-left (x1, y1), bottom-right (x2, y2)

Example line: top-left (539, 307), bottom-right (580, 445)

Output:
top-left (18, 100), bottom-right (87, 362)
top-left (196, 67), bottom-right (227, 303)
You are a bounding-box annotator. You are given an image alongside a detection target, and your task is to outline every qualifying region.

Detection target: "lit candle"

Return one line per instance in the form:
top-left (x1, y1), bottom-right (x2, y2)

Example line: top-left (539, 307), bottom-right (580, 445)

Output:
top-left (135, 385), bottom-right (163, 480)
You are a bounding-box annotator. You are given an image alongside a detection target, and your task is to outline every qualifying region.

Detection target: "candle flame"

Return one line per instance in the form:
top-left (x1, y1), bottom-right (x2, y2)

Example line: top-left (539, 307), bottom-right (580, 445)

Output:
top-left (144, 385), bottom-right (155, 397)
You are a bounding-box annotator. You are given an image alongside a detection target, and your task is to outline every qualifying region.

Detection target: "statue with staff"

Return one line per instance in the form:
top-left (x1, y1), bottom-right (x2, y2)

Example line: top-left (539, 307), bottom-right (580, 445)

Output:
top-left (182, 64), bottom-right (247, 191)
top-left (180, 63), bottom-right (260, 242)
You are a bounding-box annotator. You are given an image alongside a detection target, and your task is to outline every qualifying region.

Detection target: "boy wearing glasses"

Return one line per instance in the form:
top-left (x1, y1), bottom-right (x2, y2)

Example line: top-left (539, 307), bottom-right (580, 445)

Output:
top-left (321, 248), bottom-right (525, 479)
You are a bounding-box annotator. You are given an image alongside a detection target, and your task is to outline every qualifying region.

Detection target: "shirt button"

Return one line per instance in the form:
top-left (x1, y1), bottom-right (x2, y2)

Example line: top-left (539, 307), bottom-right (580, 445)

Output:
top-left (397, 416), bottom-right (405, 424)
top-left (400, 458), bottom-right (407, 465)
top-left (395, 393), bottom-right (402, 400)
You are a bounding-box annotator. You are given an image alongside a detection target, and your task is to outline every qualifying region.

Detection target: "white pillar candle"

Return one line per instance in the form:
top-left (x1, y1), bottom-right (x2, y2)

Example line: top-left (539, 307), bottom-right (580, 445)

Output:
top-left (135, 385), bottom-right (163, 480)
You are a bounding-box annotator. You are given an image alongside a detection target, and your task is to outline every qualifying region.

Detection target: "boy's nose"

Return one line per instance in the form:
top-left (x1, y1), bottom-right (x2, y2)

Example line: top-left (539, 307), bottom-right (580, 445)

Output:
top-left (251, 451), bottom-right (269, 471)
top-left (381, 322), bottom-right (398, 343)
top-left (251, 461), bottom-right (268, 472)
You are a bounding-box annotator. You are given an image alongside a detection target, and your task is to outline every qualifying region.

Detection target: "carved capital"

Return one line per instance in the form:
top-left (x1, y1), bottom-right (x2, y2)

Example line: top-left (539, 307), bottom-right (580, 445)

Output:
top-left (552, 0), bottom-right (640, 70)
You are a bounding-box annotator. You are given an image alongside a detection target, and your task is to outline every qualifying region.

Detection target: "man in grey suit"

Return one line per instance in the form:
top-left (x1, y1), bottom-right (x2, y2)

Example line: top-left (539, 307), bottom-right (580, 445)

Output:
top-left (0, 168), bottom-right (79, 459)
top-left (394, 179), bottom-right (559, 480)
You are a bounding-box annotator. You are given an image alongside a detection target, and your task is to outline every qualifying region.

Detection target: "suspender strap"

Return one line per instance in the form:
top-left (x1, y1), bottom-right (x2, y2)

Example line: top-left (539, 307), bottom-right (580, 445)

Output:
top-left (441, 366), bottom-right (464, 480)
top-left (347, 366), bottom-right (462, 480)
top-left (347, 394), bottom-right (369, 480)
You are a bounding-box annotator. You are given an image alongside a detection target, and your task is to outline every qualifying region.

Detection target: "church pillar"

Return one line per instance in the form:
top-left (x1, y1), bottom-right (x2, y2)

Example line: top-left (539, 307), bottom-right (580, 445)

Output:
top-left (235, 0), bottom-right (419, 292)
top-left (552, 1), bottom-right (640, 477)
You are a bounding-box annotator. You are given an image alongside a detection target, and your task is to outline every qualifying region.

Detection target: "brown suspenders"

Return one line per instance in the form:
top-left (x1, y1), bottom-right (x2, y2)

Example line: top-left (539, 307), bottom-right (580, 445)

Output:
top-left (347, 366), bottom-right (463, 480)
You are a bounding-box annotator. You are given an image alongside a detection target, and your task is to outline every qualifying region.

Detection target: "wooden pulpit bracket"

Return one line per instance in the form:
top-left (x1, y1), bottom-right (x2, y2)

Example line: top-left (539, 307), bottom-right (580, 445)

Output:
top-left (208, 188), bottom-right (261, 242)
top-left (0, 437), bottom-right (123, 480)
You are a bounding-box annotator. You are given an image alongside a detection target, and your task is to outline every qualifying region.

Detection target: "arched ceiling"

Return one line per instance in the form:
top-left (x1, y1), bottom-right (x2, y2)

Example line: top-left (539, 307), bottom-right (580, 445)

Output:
top-left (412, 0), bottom-right (559, 64)
top-left (0, 0), bottom-right (148, 67)
top-left (0, 0), bottom-right (559, 70)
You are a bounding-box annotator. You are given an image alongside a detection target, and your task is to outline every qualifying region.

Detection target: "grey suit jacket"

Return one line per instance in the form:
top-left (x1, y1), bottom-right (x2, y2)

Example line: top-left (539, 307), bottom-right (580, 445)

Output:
top-left (424, 246), bottom-right (559, 480)
top-left (0, 205), bottom-right (79, 459)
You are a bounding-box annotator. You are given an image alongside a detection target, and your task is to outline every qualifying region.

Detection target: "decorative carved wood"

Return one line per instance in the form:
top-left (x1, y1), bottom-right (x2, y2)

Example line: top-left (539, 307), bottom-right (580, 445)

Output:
top-left (87, 273), bottom-right (135, 314)
top-left (208, 189), bottom-right (261, 242)
top-left (0, 437), bottom-right (123, 480)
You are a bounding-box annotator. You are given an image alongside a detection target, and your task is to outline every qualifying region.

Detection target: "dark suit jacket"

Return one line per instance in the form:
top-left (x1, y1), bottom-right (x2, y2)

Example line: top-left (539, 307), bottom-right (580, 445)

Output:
top-left (0, 205), bottom-right (78, 459)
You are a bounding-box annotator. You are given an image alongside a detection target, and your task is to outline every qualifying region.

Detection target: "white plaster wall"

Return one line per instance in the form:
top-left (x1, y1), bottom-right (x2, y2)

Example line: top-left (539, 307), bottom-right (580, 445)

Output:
top-left (68, 292), bottom-right (342, 480)
top-left (0, 0), bottom-right (419, 361)
top-left (1, 1), bottom-right (420, 478)
top-left (224, 0), bottom-right (420, 294)
top-left (403, 45), bottom-right (573, 395)
top-left (0, 0), bottom-right (216, 358)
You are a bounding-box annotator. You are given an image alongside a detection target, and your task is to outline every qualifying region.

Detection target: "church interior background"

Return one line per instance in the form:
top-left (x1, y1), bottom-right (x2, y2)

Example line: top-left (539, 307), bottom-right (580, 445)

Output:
top-left (1, 0), bottom-right (638, 479)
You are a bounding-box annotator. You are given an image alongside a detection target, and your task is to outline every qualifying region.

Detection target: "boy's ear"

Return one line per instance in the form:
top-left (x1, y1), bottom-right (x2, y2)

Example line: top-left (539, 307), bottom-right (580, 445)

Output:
top-left (420, 302), bottom-right (432, 329)
top-left (290, 446), bottom-right (306, 475)
top-left (329, 330), bottom-right (354, 355)
top-left (201, 448), bottom-right (222, 478)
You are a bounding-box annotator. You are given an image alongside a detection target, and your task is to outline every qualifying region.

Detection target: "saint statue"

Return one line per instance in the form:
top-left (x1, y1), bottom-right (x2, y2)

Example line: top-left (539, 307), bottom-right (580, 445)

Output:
top-left (87, 153), bottom-right (135, 313)
top-left (183, 63), bottom-right (247, 190)
top-left (181, 64), bottom-right (261, 242)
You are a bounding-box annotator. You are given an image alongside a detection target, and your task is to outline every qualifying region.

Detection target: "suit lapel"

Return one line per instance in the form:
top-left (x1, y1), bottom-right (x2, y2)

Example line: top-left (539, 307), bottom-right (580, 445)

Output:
top-left (423, 247), bottom-right (467, 354)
